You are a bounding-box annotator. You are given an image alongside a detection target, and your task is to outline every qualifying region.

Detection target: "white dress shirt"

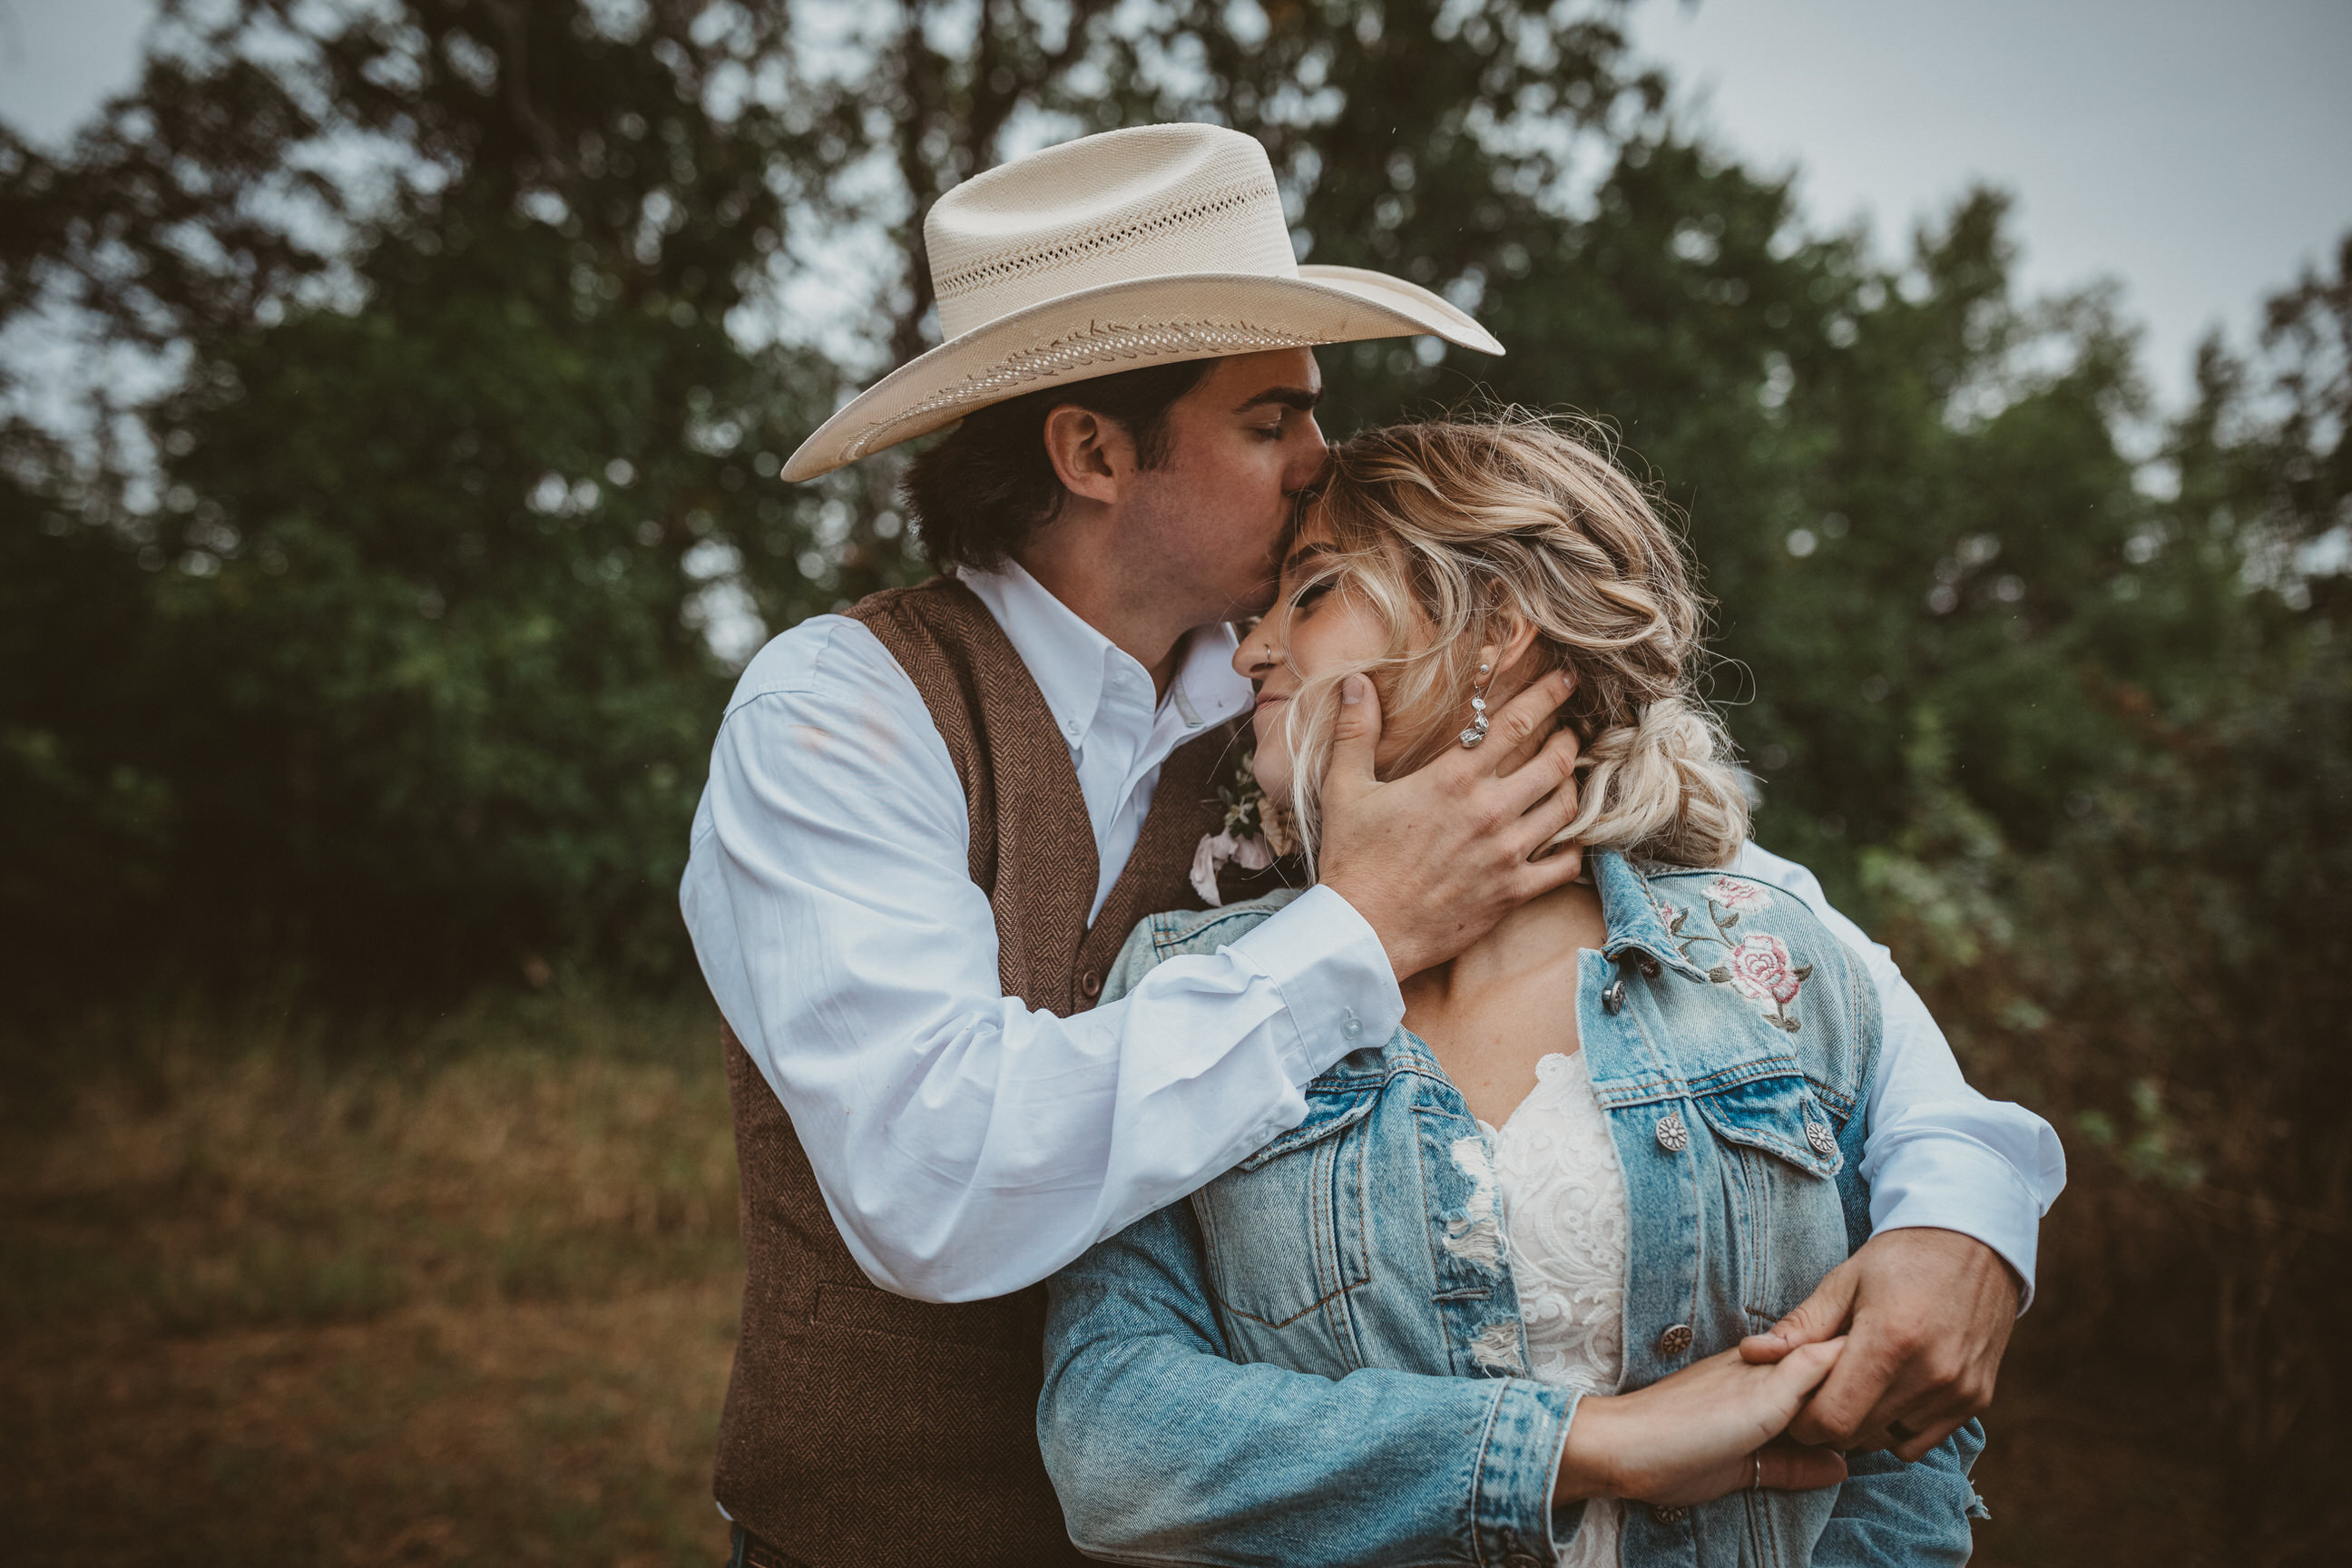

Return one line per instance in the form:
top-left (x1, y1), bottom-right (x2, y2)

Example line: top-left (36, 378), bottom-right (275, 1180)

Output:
top-left (681, 562), bottom-right (2065, 1305)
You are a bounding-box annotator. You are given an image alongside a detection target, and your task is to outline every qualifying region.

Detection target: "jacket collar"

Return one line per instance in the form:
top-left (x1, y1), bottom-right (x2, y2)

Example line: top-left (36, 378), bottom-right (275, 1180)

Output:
top-left (1593, 850), bottom-right (1711, 982)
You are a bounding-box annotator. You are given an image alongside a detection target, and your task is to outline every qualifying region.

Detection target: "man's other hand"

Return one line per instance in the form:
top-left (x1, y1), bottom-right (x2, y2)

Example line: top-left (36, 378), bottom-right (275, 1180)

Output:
top-left (1317, 670), bottom-right (1585, 981)
top-left (1738, 1226), bottom-right (2021, 1462)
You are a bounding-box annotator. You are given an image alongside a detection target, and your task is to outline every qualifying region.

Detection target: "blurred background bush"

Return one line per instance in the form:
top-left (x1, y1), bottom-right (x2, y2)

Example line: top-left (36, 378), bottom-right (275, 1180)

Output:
top-left (1, 1), bottom-right (2344, 1563)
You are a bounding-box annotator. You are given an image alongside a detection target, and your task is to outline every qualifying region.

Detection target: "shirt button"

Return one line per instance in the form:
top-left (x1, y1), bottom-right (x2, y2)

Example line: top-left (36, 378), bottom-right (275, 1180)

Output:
top-left (1064, 718), bottom-right (1083, 737)
top-left (1341, 1014), bottom-right (1363, 1040)
top-left (1079, 970), bottom-right (1102, 999)
top-left (1653, 1110), bottom-right (1690, 1152)
top-left (1656, 1323), bottom-right (1694, 1357)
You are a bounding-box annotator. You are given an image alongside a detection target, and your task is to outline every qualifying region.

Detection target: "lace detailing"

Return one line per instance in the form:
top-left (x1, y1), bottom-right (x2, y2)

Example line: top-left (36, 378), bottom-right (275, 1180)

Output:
top-left (1490, 1050), bottom-right (1629, 1568)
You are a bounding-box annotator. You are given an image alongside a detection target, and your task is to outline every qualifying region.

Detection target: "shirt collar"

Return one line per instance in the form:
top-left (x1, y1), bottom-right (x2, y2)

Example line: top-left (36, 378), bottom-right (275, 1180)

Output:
top-left (959, 561), bottom-right (1252, 746)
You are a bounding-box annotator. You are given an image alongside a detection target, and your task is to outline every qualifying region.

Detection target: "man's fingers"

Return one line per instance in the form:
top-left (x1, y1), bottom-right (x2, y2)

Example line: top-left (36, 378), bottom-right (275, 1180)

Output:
top-left (1759, 1442), bottom-right (1848, 1494)
top-left (1321, 673), bottom-right (1383, 803)
top-left (1888, 1410), bottom-right (1971, 1465)
top-left (1483, 669), bottom-right (1573, 775)
top-left (1784, 1328), bottom-right (1899, 1448)
top-left (1764, 1262), bottom-right (1860, 1351)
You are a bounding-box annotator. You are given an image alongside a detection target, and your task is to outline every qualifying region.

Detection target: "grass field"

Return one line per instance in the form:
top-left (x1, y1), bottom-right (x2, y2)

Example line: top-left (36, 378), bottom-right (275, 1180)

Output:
top-left (1, 996), bottom-right (2220, 1565)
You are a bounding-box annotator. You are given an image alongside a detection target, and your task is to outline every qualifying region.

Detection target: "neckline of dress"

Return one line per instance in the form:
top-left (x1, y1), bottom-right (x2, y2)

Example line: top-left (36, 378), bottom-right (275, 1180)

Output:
top-left (1475, 1049), bottom-right (1587, 1138)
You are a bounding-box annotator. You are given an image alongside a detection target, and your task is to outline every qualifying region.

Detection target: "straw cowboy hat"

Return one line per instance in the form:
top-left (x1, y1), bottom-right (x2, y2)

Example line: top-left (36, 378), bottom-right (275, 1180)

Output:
top-left (782, 122), bottom-right (1504, 481)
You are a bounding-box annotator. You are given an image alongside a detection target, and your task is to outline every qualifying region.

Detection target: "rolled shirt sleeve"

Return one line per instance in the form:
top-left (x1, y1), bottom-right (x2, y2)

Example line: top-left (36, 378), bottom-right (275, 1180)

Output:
top-left (681, 616), bottom-right (1406, 1303)
top-left (1730, 841), bottom-right (2067, 1307)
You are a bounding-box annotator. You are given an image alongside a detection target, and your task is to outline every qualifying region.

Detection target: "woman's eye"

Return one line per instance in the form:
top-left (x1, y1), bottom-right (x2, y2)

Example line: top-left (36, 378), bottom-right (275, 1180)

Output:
top-left (1293, 580), bottom-right (1333, 610)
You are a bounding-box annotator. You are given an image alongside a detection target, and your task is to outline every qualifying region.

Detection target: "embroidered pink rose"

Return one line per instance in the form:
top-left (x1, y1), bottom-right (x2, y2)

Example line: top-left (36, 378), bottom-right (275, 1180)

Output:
top-left (1705, 876), bottom-right (1772, 913)
top-left (1726, 932), bottom-right (1803, 1006)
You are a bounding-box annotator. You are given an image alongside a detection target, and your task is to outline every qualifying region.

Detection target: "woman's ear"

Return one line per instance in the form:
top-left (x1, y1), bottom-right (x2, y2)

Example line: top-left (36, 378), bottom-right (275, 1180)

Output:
top-left (1486, 613), bottom-right (1544, 682)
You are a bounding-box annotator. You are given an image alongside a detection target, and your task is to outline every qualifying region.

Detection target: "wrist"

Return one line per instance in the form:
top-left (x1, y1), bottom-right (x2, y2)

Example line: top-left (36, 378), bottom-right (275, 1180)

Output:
top-left (1554, 1393), bottom-right (1622, 1504)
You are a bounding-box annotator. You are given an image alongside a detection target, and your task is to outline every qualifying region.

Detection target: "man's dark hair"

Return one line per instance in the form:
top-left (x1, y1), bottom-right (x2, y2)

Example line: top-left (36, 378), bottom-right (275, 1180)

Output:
top-left (900, 357), bottom-right (1217, 573)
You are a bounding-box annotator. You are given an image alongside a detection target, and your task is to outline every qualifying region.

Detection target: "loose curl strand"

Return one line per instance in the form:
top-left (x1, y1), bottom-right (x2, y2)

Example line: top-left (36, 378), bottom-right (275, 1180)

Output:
top-left (1279, 410), bottom-right (1750, 872)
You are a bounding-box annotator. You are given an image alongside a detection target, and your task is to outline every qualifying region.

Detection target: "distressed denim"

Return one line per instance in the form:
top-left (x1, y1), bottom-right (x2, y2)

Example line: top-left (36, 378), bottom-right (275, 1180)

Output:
top-left (1040, 852), bottom-right (1985, 1565)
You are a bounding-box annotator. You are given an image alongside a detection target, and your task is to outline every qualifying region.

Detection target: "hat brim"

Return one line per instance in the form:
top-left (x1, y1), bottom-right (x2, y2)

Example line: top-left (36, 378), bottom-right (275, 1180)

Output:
top-left (781, 266), bottom-right (1504, 482)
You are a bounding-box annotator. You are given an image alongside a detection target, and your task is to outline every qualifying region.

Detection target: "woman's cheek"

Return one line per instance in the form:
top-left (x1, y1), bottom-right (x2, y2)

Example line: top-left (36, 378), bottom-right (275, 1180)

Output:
top-left (1249, 723), bottom-right (1292, 799)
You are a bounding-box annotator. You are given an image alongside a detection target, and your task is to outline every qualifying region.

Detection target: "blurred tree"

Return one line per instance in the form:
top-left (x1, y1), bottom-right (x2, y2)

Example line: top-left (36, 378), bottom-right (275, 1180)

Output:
top-left (0, 0), bottom-right (849, 992)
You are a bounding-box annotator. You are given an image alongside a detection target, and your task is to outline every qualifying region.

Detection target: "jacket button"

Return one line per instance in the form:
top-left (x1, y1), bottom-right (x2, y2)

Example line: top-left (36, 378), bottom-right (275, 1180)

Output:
top-left (1078, 969), bottom-right (1102, 999)
top-left (1653, 1110), bottom-right (1690, 1152)
top-left (1602, 978), bottom-right (1626, 1014)
top-left (1656, 1323), bottom-right (1694, 1357)
top-left (1638, 954), bottom-right (1662, 979)
top-left (1806, 1120), bottom-right (1838, 1156)
top-left (1651, 1504), bottom-right (1690, 1524)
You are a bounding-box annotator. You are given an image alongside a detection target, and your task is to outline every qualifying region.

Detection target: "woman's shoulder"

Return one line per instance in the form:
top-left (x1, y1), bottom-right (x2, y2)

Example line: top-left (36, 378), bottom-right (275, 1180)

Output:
top-left (1640, 864), bottom-right (1856, 970)
top-left (1631, 861), bottom-right (1882, 1098)
top-left (1101, 889), bottom-right (1309, 1004)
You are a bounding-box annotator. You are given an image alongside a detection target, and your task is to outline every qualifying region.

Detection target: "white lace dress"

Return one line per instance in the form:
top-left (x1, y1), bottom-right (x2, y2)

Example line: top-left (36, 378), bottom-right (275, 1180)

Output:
top-left (1485, 1049), bottom-right (1631, 1568)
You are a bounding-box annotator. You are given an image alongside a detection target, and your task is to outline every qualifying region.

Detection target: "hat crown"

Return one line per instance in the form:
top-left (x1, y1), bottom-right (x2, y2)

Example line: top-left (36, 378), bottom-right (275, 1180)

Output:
top-left (924, 124), bottom-right (1298, 340)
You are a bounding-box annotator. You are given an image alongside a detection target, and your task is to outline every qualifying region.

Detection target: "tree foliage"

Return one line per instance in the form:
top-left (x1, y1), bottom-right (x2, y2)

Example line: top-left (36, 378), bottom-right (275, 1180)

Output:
top-left (3, 9), bottom-right (2347, 1544)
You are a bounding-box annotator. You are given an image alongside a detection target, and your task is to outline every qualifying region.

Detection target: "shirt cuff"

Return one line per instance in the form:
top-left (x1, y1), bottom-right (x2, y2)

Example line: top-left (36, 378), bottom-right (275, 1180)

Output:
top-left (1225, 884), bottom-right (1406, 1085)
top-left (1866, 1132), bottom-right (2049, 1311)
top-left (1472, 1378), bottom-right (1576, 1567)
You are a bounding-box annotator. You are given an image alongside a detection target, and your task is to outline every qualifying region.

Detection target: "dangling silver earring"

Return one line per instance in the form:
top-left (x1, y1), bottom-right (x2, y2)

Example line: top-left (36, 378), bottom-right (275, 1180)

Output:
top-left (1458, 662), bottom-right (1491, 748)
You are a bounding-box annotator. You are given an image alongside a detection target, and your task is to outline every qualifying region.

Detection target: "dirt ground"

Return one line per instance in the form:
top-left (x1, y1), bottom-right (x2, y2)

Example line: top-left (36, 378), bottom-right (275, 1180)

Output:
top-left (0, 1004), bottom-right (2221, 1566)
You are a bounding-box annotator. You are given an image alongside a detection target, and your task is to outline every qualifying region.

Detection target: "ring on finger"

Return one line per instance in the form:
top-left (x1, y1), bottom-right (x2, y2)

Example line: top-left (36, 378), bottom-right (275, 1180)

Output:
top-left (1750, 1451), bottom-right (1762, 1493)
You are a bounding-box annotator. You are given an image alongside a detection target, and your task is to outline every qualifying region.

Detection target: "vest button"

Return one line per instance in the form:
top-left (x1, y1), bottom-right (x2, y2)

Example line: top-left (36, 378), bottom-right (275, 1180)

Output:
top-left (1078, 969), bottom-right (1102, 999)
top-left (1656, 1323), bottom-right (1694, 1357)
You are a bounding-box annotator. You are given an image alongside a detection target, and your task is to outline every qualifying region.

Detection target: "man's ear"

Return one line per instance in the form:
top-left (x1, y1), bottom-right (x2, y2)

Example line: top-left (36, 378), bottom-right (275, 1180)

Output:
top-left (1042, 404), bottom-right (1132, 506)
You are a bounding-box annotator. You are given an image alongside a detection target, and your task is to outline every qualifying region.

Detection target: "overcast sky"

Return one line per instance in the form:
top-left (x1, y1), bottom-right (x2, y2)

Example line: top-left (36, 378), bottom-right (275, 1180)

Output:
top-left (4, 0), bottom-right (2346, 411)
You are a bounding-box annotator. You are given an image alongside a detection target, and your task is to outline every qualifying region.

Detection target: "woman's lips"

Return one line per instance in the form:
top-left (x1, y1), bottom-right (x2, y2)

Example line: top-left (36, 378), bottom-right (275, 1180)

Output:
top-left (1252, 692), bottom-right (1291, 713)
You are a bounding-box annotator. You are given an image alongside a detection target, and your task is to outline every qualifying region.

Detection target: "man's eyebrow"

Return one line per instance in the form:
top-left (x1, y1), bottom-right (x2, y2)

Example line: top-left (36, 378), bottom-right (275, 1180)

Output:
top-left (1234, 385), bottom-right (1323, 415)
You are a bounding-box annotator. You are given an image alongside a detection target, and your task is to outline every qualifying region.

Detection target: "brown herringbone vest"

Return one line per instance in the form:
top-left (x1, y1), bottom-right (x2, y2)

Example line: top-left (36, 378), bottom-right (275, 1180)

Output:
top-left (714, 578), bottom-right (1268, 1565)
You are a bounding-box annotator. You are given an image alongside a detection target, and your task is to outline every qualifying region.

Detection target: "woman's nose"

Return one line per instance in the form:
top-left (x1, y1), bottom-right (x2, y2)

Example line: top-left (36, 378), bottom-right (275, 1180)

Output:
top-left (1231, 611), bottom-right (1283, 680)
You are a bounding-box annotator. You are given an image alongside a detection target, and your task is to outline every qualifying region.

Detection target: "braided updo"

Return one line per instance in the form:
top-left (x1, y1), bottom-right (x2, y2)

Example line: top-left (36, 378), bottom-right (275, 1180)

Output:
top-left (1277, 410), bottom-right (1749, 870)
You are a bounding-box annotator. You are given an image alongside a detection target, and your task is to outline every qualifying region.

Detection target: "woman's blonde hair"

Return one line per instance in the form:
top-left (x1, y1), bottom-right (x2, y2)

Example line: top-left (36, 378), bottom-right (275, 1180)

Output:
top-left (1277, 410), bottom-right (1749, 870)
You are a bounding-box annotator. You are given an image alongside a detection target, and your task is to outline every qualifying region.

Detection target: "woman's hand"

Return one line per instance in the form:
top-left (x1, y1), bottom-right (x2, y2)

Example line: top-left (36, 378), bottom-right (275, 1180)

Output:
top-left (1557, 1340), bottom-right (1852, 1508)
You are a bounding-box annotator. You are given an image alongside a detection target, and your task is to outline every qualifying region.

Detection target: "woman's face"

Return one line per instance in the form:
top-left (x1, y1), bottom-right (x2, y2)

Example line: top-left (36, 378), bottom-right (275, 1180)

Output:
top-left (1233, 504), bottom-right (1418, 799)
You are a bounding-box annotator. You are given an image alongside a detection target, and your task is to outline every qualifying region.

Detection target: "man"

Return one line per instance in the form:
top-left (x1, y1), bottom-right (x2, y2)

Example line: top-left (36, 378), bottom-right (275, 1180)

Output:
top-left (683, 124), bottom-right (2063, 1567)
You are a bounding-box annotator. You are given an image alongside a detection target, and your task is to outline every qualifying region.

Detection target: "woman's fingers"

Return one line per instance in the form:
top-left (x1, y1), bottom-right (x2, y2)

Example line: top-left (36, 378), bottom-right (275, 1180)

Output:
top-left (1757, 1441), bottom-right (1848, 1494)
top-left (1768, 1337), bottom-right (1848, 1403)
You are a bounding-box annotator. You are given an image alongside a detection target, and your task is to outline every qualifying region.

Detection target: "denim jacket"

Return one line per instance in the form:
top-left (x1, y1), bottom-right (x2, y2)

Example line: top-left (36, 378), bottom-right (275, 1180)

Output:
top-left (1039, 852), bottom-right (1985, 1566)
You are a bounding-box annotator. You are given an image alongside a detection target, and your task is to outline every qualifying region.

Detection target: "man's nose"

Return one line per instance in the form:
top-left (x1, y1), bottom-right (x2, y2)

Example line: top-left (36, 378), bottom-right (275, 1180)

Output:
top-left (1291, 418), bottom-right (1331, 485)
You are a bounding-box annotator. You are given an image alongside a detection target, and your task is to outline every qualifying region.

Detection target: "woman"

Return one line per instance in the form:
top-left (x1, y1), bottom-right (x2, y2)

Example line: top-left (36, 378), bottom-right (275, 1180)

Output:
top-left (1037, 414), bottom-right (1985, 1565)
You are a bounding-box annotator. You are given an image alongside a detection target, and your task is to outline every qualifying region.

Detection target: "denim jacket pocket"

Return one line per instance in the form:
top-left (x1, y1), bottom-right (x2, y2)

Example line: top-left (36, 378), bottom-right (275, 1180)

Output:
top-left (1689, 1064), bottom-right (1845, 1179)
top-left (1193, 1088), bottom-right (1377, 1335)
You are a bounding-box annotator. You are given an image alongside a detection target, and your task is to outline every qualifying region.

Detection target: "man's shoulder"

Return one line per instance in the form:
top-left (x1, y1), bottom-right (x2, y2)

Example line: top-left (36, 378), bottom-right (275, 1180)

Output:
top-left (720, 612), bottom-right (916, 722)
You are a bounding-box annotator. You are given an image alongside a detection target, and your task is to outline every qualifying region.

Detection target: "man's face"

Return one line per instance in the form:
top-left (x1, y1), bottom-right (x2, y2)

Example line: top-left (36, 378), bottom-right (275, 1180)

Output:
top-left (1122, 348), bottom-right (1329, 623)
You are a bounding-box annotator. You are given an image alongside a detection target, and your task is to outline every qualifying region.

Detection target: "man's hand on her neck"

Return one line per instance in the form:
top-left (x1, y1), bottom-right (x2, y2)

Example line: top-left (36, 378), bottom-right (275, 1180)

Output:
top-left (1317, 670), bottom-right (1588, 981)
